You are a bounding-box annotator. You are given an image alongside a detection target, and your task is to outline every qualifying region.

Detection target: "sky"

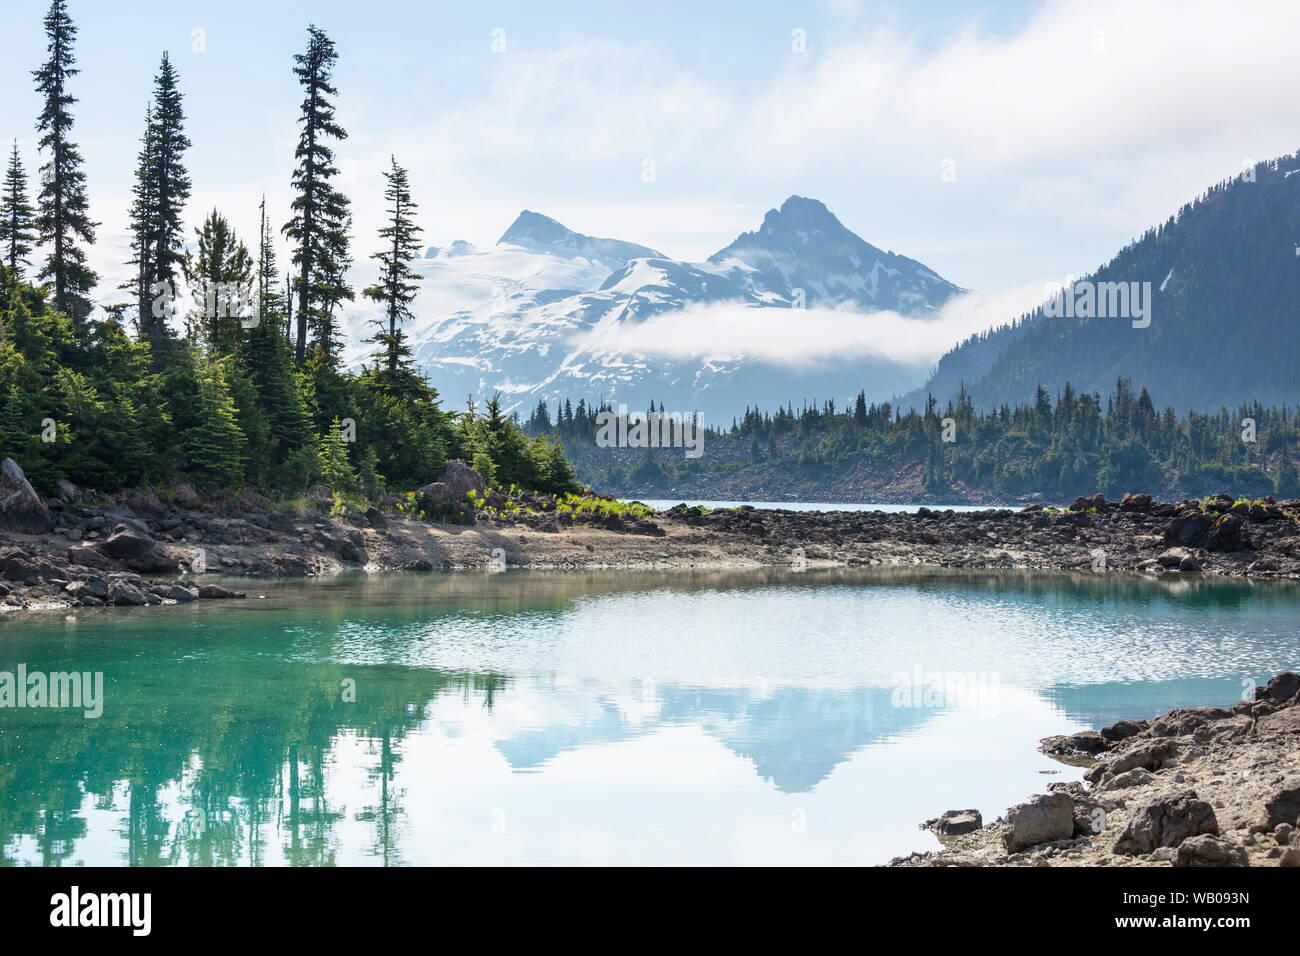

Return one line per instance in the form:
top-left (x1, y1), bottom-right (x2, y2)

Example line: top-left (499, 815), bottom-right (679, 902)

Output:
top-left (3, 0), bottom-right (1299, 328)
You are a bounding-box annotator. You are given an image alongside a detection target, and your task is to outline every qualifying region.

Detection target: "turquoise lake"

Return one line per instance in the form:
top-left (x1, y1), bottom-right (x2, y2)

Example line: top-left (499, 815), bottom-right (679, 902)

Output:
top-left (1, 567), bottom-right (1297, 865)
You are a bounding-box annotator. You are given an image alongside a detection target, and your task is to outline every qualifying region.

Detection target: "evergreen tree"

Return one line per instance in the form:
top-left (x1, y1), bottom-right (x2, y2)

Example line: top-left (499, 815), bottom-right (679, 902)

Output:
top-left (183, 358), bottom-right (246, 487)
top-left (317, 416), bottom-right (355, 489)
top-left (362, 156), bottom-right (422, 378)
top-left (1, 142), bottom-right (37, 277)
top-left (237, 197), bottom-right (316, 487)
top-left (283, 25), bottom-right (352, 365)
top-left (32, 0), bottom-right (98, 323)
top-left (126, 52), bottom-right (191, 338)
top-left (183, 210), bottom-right (252, 352)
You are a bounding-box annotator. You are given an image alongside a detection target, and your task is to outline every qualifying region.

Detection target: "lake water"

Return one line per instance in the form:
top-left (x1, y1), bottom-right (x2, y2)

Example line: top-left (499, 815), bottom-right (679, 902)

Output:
top-left (1, 568), bottom-right (1297, 866)
top-left (635, 499), bottom-right (1007, 513)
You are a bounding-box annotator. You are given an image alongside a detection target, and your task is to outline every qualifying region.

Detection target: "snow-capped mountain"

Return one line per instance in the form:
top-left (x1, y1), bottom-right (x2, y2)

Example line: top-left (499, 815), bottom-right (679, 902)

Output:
top-left (708, 196), bottom-right (963, 315)
top-left (341, 197), bottom-right (966, 421)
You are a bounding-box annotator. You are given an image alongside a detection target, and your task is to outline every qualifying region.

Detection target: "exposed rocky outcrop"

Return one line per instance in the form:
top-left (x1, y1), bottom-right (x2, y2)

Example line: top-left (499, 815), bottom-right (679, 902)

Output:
top-left (891, 672), bottom-right (1300, 867)
top-left (0, 459), bottom-right (53, 534)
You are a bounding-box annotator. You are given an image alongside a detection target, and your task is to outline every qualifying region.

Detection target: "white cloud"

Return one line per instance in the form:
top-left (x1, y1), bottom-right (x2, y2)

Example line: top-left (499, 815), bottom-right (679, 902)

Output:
top-left (566, 281), bottom-right (1052, 370)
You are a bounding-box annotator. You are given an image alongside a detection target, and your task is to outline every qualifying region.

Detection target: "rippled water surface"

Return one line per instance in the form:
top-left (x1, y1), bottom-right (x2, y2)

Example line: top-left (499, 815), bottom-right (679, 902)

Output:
top-left (1, 568), bottom-right (1297, 865)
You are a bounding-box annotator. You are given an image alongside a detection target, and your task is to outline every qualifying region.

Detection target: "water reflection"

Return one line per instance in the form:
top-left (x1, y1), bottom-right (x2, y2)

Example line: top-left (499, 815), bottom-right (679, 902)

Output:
top-left (0, 567), bottom-right (1296, 865)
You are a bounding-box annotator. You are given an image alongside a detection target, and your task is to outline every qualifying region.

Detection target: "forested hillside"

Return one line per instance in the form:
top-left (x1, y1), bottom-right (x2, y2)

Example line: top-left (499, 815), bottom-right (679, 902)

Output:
top-left (903, 152), bottom-right (1300, 413)
top-left (525, 382), bottom-right (1300, 504)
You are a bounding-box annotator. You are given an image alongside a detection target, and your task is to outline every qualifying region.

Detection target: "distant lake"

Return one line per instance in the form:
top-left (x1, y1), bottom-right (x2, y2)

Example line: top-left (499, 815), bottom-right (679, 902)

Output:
top-left (2, 568), bottom-right (1296, 866)
top-left (635, 499), bottom-right (1009, 513)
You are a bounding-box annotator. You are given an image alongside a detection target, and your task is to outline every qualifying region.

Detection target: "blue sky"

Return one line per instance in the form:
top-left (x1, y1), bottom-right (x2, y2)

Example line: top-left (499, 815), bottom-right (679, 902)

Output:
top-left (3, 0), bottom-right (1297, 310)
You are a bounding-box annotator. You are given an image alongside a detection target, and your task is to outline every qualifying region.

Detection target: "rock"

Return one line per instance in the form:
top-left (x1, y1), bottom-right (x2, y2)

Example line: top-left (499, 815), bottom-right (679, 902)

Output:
top-left (0, 459), bottom-right (54, 533)
top-left (1113, 791), bottom-right (1219, 855)
top-left (307, 484), bottom-right (333, 502)
top-left (1120, 493), bottom-right (1153, 512)
top-left (1207, 514), bottom-right (1249, 552)
top-left (1096, 768), bottom-right (1156, 792)
top-left (1040, 730), bottom-right (1109, 758)
top-left (364, 507), bottom-right (388, 530)
top-left (165, 584), bottom-right (199, 603)
top-left (1174, 834), bottom-right (1249, 867)
top-left (1150, 706), bottom-right (1232, 737)
top-left (936, 809), bottom-right (982, 836)
top-left (1002, 793), bottom-right (1075, 853)
top-left (1166, 512), bottom-right (1213, 548)
top-left (168, 481), bottom-right (202, 507)
top-left (1100, 719), bottom-right (1148, 742)
top-left (1084, 739), bottom-right (1175, 784)
top-left (437, 459), bottom-right (487, 498)
top-left (67, 545), bottom-right (111, 569)
top-left (417, 481), bottom-right (455, 504)
top-left (52, 478), bottom-right (80, 501)
top-left (1255, 672), bottom-right (1300, 703)
top-left (1262, 777), bottom-right (1300, 829)
top-left (1258, 708), bottom-right (1300, 735)
top-left (124, 493), bottom-right (167, 519)
top-left (106, 580), bottom-right (151, 607)
top-left (197, 584), bottom-right (245, 600)
top-left (100, 527), bottom-right (157, 561)
top-left (1156, 547), bottom-right (1193, 568)
top-left (1274, 823), bottom-right (1294, 844)
top-left (65, 577), bottom-right (107, 600)
top-left (1192, 714), bottom-right (1253, 744)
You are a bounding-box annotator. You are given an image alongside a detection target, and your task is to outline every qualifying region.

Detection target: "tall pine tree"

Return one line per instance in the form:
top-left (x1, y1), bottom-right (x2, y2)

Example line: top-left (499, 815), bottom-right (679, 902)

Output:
top-left (126, 52), bottom-right (191, 339)
top-left (1, 142), bottom-right (37, 277)
top-left (362, 156), bottom-right (422, 378)
top-left (182, 209), bottom-right (252, 352)
top-left (32, 0), bottom-right (97, 323)
top-left (283, 25), bottom-right (352, 365)
top-left (237, 197), bottom-right (315, 487)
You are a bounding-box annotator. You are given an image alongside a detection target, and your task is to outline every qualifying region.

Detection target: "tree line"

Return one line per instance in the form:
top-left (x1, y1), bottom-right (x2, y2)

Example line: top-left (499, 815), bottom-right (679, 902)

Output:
top-left (0, 2), bottom-right (579, 499)
top-left (524, 381), bottom-right (1300, 500)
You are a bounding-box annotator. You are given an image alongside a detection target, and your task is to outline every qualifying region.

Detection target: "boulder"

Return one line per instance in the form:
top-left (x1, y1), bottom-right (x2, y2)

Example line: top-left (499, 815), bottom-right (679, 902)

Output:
top-left (437, 459), bottom-right (487, 498)
top-left (164, 584), bottom-right (199, 603)
top-left (1099, 719), bottom-right (1148, 742)
top-left (1120, 493), bottom-right (1153, 512)
top-left (1174, 834), bottom-right (1249, 867)
top-left (1084, 739), bottom-right (1176, 784)
top-left (1150, 706), bottom-right (1232, 737)
top-left (67, 545), bottom-right (111, 569)
top-left (0, 459), bottom-right (54, 534)
top-left (1113, 790), bottom-right (1218, 855)
top-left (100, 526), bottom-right (157, 561)
top-left (1002, 792), bottom-right (1075, 853)
top-left (1255, 672), bottom-right (1300, 703)
top-left (935, 809), bottom-right (982, 836)
top-left (197, 584), bottom-right (245, 600)
top-left (307, 484), bottom-right (333, 502)
top-left (1040, 730), bottom-right (1110, 758)
top-left (1207, 514), bottom-right (1249, 552)
top-left (52, 478), bottom-right (80, 501)
top-left (1166, 512), bottom-right (1213, 548)
top-left (1262, 777), bottom-right (1300, 830)
top-left (106, 580), bottom-right (151, 607)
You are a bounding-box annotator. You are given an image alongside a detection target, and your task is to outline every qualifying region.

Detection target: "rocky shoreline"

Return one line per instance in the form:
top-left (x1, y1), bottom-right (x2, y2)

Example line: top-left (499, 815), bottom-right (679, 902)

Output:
top-left (892, 673), bottom-right (1300, 867)
top-left (2, 454), bottom-right (1300, 611)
